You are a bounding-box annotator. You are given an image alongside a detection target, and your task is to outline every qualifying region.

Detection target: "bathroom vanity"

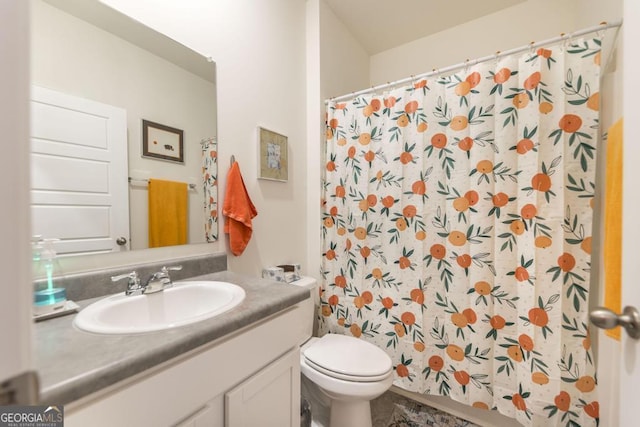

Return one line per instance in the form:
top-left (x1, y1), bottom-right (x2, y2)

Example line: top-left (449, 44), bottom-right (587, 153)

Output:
top-left (35, 269), bottom-right (309, 426)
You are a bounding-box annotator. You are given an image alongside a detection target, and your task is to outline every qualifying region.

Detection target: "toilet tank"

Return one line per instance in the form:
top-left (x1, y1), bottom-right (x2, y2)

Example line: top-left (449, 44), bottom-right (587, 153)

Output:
top-left (289, 276), bottom-right (319, 344)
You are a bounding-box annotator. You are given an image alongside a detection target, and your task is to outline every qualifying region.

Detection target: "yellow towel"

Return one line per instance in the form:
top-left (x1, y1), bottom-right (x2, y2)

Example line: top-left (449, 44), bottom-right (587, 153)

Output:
top-left (604, 119), bottom-right (623, 340)
top-left (148, 179), bottom-right (188, 248)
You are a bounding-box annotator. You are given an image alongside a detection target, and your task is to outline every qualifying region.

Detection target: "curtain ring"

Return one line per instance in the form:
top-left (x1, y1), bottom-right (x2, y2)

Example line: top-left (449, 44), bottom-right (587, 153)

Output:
top-left (383, 82), bottom-right (391, 97)
top-left (597, 21), bottom-right (608, 40)
top-left (555, 32), bottom-right (565, 52)
top-left (529, 41), bottom-right (536, 55)
top-left (464, 59), bottom-right (470, 74)
top-left (561, 33), bottom-right (572, 51)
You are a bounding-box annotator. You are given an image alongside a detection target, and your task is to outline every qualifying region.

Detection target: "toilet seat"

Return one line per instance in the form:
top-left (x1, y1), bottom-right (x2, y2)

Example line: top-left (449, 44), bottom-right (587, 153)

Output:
top-left (303, 334), bottom-right (392, 383)
top-left (304, 357), bottom-right (392, 382)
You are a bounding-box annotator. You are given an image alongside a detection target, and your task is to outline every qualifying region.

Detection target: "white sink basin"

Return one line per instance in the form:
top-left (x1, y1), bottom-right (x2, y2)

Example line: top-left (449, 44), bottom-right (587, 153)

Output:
top-left (73, 281), bottom-right (245, 334)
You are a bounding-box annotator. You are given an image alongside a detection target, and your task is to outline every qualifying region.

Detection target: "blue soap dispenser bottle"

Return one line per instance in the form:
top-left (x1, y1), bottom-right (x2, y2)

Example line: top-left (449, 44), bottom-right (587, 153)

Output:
top-left (33, 238), bottom-right (67, 316)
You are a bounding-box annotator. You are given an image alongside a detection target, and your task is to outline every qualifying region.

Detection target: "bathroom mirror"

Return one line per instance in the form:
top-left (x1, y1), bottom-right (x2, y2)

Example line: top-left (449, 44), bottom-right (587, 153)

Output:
top-left (30, 0), bottom-right (218, 258)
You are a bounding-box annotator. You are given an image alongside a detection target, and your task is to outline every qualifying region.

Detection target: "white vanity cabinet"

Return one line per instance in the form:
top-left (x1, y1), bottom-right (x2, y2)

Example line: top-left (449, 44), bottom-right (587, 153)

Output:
top-left (64, 302), bottom-right (306, 427)
top-left (225, 348), bottom-right (300, 427)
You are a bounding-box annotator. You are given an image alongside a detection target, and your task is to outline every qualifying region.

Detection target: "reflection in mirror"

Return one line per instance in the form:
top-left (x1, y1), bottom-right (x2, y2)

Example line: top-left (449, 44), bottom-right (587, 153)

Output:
top-left (30, 0), bottom-right (218, 260)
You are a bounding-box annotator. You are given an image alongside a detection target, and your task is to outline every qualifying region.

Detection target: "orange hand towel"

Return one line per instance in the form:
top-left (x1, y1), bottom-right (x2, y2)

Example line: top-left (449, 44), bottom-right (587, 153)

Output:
top-left (604, 118), bottom-right (623, 340)
top-left (148, 179), bottom-right (188, 248)
top-left (223, 161), bottom-right (257, 256)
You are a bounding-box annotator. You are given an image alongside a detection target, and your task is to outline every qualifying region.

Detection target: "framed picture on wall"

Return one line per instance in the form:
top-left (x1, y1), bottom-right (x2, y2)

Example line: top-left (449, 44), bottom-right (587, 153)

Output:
top-left (142, 119), bottom-right (184, 163)
top-left (258, 127), bottom-right (288, 182)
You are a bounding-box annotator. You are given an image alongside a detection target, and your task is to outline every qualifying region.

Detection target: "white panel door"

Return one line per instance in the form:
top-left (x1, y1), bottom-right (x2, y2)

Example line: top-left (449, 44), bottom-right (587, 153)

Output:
top-left (30, 86), bottom-right (129, 256)
top-left (619, 0), bottom-right (640, 425)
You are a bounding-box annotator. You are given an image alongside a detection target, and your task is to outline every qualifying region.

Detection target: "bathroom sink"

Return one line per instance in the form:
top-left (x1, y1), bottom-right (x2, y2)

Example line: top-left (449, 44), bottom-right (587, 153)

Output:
top-left (73, 281), bottom-right (246, 334)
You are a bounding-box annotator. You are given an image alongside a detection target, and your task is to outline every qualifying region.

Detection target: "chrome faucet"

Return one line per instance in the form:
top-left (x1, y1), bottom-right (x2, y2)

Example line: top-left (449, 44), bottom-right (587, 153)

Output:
top-left (143, 265), bottom-right (183, 294)
top-left (111, 271), bottom-right (144, 296)
top-left (111, 265), bottom-right (183, 296)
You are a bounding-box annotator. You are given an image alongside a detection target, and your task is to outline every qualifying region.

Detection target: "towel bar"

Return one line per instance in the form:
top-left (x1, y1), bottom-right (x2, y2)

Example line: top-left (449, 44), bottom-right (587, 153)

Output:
top-left (128, 177), bottom-right (196, 190)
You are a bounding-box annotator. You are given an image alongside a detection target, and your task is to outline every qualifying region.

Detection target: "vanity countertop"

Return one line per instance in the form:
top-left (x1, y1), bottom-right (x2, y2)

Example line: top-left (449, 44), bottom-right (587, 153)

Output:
top-left (34, 271), bottom-right (309, 405)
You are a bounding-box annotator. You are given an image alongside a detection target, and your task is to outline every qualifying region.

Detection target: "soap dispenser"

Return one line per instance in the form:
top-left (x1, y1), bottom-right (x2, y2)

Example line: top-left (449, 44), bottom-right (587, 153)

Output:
top-left (32, 235), bottom-right (44, 263)
top-left (33, 238), bottom-right (67, 316)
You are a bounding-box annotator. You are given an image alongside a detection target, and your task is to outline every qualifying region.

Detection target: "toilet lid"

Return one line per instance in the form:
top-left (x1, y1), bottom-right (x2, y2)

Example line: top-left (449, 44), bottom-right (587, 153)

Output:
top-left (303, 334), bottom-right (392, 381)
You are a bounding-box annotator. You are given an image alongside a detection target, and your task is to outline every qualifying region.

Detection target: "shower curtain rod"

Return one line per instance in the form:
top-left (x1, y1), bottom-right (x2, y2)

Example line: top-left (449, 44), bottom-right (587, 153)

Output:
top-left (325, 20), bottom-right (622, 104)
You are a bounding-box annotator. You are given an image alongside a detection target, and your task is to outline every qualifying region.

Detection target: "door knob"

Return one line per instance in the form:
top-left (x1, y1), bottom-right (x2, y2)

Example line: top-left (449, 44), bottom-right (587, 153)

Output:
top-left (116, 237), bottom-right (128, 246)
top-left (590, 306), bottom-right (640, 339)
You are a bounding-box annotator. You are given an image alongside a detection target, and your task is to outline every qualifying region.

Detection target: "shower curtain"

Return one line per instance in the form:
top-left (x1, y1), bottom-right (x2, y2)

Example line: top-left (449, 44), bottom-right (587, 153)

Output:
top-left (321, 37), bottom-right (601, 426)
top-left (202, 138), bottom-right (219, 242)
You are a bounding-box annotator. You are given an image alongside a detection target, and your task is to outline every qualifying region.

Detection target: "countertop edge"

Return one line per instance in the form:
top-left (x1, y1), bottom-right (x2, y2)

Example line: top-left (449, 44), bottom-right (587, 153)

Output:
top-left (35, 271), bottom-right (310, 405)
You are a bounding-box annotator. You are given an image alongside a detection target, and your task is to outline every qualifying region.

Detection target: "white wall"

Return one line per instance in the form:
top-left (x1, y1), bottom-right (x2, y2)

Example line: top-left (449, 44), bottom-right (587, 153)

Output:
top-left (31, 0), bottom-right (217, 251)
top-left (306, 0), bottom-right (322, 280)
top-left (320, 2), bottom-right (370, 100)
top-left (302, 1), bottom-right (371, 280)
top-left (370, 0), bottom-right (584, 85)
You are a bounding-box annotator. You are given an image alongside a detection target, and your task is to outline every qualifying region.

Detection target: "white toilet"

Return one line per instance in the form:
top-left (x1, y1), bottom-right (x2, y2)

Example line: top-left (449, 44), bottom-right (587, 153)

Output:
top-left (291, 277), bottom-right (394, 427)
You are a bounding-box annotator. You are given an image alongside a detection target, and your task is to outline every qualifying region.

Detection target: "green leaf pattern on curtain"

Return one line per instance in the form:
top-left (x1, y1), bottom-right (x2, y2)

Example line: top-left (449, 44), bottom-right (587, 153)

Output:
top-left (321, 38), bottom-right (601, 426)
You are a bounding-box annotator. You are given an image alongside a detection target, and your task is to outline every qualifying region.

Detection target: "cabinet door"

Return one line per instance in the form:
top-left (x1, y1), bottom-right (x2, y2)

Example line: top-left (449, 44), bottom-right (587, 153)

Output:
top-left (225, 349), bottom-right (300, 427)
top-left (174, 395), bottom-right (222, 427)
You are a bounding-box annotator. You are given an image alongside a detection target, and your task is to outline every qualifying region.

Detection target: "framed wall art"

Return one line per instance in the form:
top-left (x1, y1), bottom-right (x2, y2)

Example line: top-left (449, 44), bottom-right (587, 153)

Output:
top-left (258, 127), bottom-right (288, 182)
top-left (142, 119), bottom-right (184, 163)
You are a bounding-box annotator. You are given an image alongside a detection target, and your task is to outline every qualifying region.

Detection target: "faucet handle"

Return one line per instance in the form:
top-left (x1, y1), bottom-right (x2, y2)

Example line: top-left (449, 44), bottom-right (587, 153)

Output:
top-left (161, 265), bottom-right (183, 273)
top-left (159, 265), bottom-right (182, 286)
top-left (111, 271), bottom-right (142, 295)
top-left (156, 265), bottom-right (183, 280)
top-left (144, 265), bottom-right (183, 294)
top-left (111, 271), bottom-right (139, 283)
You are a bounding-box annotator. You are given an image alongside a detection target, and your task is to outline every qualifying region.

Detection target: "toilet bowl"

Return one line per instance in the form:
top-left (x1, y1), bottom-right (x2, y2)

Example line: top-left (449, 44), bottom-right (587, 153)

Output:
top-left (291, 277), bottom-right (394, 427)
top-left (301, 335), bottom-right (393, 427)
